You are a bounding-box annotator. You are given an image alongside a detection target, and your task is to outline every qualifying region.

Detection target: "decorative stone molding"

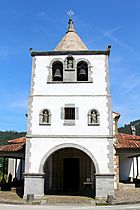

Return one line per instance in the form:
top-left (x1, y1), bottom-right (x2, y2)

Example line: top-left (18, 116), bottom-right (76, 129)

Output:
top-left (39, 143), bottom-right (100, 174)
top-left (47, 57), bottom-right (93, 83)
top-left (47, 58), bottom-right (64, 83)
top-left (76, 58), bottom-right (93, 82)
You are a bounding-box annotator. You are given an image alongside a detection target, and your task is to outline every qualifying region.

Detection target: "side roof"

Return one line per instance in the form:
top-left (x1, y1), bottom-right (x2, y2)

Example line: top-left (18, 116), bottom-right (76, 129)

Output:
top-left (115, 133), bottom-right (140, 149)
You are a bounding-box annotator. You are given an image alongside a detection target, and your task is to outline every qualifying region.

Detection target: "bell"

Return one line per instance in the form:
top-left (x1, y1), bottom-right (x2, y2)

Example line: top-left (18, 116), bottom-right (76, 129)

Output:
top-left (78, 68), bottom-right (86, 77)
top-left (53, 68), bottom-right (62, 79)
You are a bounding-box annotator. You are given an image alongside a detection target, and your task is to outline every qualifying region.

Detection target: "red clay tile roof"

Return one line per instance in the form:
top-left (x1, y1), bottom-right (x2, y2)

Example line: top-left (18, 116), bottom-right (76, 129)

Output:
top-left (115, 133), bottom-right (140, 149)
top-left (0, 143), bottom-right (25, 152)
top-left (0, 137), bottom-right (26, 152)
top-left (8, 137), bottom-right (26, 144)
top-left (116, 133), bottom-right (140, 141)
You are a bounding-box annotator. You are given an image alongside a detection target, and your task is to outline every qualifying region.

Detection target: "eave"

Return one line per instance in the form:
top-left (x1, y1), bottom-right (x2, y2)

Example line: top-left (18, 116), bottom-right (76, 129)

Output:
top-left (0, 143), bottom-right (25, 159)
top-left (30, 50), bottom-right (110, 57)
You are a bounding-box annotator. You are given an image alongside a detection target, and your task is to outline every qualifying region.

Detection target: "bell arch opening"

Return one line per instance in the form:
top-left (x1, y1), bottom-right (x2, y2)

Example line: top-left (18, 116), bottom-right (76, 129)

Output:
top-left (77, 61), bottom-right (88, 81)
top-left (43, 147), bottom-right (96, 196)
top-left (52, 61), bottom-right (63, 81)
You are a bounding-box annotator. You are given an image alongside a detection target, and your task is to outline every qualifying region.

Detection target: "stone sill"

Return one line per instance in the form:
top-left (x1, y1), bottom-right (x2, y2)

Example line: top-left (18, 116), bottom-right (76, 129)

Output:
top-left (39, 123), bottom-right (51, 126)
top-left (88, 123), bottom-right (100, 126)
top-left (47, 81), bottom-right (93, 84)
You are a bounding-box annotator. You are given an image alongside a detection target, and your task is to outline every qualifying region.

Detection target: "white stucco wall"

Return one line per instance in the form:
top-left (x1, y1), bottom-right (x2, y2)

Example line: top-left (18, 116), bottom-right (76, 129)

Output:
top-left (28, 53), bottom-right (111, 136)
top-left (25, 52), bottom-right (114, 179)
top-left (30, 96), bottom-right (110, 135)
top-left (32, 55), bottom-right (108, 96)
top-left (8, 159), bottom-right (24, 180)
top-left (119, 156), bottom-right (140, 181)
top-left (119, 157), bottom-right (132, 180)
top-left (27, 137), bottom-right (112, 174)
top-left (129, 157), bottom-right (140, 179)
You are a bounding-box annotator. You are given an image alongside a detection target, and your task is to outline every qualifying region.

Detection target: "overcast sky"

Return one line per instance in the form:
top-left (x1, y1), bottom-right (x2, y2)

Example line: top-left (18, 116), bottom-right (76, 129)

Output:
top-left (0, 0), bottom-right (140, 131)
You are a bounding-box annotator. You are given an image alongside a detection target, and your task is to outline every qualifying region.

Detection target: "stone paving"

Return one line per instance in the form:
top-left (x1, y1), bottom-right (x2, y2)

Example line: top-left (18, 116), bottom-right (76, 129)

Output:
top-left (0, 190), bottom-right (23, 204)
top-left (114, 182), bottom-right (140, 204)
top-left (0, 182), bottom-right (140, 205)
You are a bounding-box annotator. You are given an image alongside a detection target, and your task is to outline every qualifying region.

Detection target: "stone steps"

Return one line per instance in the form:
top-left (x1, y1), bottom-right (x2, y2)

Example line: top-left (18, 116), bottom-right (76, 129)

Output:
top-left (119, 183), bottom-right (135, 189)
top-left (41, 195), bottom-right (96, 205)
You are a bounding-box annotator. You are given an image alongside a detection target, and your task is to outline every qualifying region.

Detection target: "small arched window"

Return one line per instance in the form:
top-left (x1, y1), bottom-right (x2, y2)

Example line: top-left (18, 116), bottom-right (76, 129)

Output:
top-left (52, 61), bottom-right (63, 81)
top-left (88, 109), bottom-right (100, 126)
top-left (39, 109), bottom-right (51, 125)
top-left (77, 61), bottom-right (88, 81)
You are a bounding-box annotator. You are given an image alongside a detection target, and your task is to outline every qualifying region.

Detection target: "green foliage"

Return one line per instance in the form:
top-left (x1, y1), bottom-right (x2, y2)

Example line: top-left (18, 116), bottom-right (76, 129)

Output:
top-left (0, 158), bottom-right (8, 180)
top-left (118, 119), bottom-right (140, 136)
top-left (0, 131), bottom-right (26, 145)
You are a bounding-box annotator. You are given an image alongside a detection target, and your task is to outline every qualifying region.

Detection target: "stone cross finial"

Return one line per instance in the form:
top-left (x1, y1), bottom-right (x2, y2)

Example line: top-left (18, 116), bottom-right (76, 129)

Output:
top-left (67, 10), bottom-right (75, 32)
top-left (67, 10), bottom-right (74, 19)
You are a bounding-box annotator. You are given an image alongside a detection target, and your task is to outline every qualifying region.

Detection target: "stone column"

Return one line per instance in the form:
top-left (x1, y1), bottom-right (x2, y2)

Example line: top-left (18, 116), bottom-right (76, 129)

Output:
top-left (114, 155), bottom-right (119, 189)
top-left (95, 174), bottom-right (114, 199)
top-left (24, 173), bottom-right (44, 199)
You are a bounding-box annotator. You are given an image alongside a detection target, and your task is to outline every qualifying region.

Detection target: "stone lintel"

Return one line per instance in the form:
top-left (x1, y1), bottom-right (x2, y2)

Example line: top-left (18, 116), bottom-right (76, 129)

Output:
top-left (24, 173), bottom-right (45, 178)
top-left (95, 174), bottom-right (114, 177)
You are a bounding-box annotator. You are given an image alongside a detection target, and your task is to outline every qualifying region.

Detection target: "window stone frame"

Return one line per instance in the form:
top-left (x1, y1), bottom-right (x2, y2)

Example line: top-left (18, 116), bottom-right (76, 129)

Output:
top-left (47, 57), bottom-right (93, 83)
top-left (61, 104), bottom-right (78, 126)
top-left (76, 58), bottom-right (93, 83)
top-left (47, 58), bottom-right (64, 83)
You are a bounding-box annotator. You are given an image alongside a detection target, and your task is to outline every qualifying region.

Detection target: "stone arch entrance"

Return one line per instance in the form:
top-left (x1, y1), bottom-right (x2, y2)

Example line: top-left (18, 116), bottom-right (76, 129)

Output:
top-left (40, 144), bottom-right (99, 196)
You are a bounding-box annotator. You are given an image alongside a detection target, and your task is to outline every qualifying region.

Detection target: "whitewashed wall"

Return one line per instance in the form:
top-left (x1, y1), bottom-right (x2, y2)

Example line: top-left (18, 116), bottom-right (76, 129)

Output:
top-left (30, 96), bottom-right (109, 135)
top-left (29, 54), bottom-right (111, 136)
top-left (119, 156), bottom-right (140, 181)
top-left (24, 51), bottom-right (114, 199)
top-left (32, 55), bottom-right (108, 96)
top-left (28, 137), bottom-right (111, 174)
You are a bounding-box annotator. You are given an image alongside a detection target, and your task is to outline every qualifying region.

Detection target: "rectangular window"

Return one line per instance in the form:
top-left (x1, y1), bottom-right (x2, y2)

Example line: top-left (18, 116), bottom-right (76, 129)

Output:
top-left (64, 107), bottom-right (75, 120)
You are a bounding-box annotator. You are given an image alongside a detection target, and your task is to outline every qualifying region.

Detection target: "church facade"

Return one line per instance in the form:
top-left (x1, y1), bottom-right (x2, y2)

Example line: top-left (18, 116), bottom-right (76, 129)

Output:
top-left (24, 17), bottom-right (114, 199)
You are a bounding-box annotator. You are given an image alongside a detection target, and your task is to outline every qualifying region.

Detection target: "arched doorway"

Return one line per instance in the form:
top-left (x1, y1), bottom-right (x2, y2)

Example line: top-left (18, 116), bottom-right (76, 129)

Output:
top-left (43, 147), bottom-right (96, 196)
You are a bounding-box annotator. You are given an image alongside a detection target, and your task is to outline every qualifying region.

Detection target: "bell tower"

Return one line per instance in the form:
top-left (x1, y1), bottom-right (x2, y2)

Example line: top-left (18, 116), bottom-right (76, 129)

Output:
top-left (24, 15), bottom-right (114, 199)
